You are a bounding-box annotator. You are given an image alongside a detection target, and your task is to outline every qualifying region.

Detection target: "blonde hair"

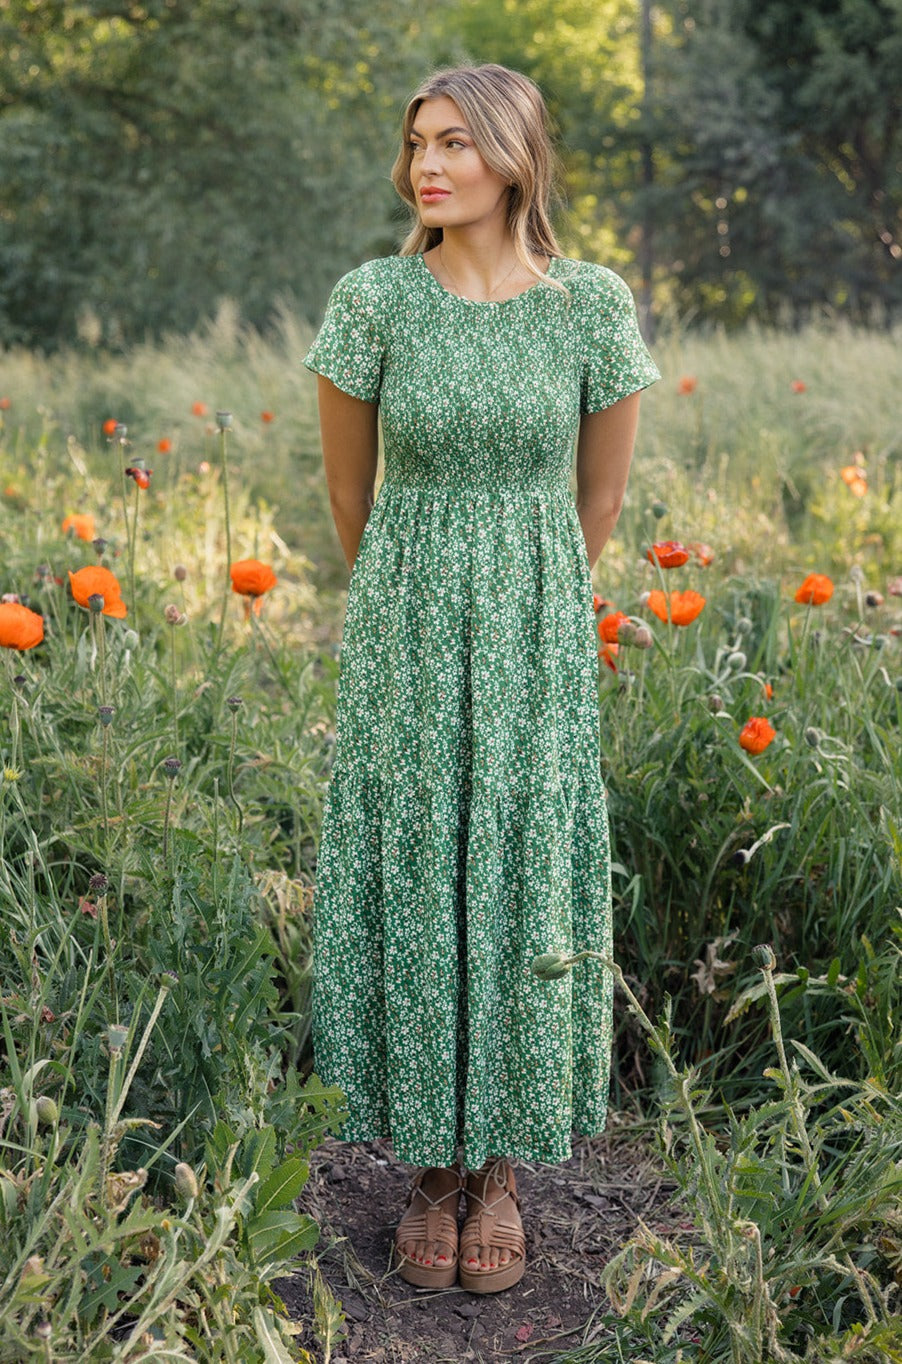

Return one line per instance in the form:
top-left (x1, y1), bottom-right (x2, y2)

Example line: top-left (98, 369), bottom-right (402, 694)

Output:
top-left (390, 63), bottom-right (566, 292)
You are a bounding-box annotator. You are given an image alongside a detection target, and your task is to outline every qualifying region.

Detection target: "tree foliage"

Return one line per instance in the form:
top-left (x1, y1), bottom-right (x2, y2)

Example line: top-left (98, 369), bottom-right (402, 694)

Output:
top-left (0, 0), bottom-right (431, 346)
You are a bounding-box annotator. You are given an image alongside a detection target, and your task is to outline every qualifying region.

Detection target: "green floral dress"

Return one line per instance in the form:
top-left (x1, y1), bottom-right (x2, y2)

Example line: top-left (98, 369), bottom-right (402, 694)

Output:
top-left (304, 253), bottom-right (659, 1169)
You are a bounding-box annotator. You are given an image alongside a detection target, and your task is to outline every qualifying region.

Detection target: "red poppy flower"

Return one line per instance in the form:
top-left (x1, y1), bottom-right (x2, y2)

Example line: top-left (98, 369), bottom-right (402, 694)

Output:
top-left (598, 611), bottom-right (629, 644)
top-left (158, 438), bottom-right (172, 454)
top-left (739, 716), bottom-right (776, 755)
top-left (647, 541), bottom-right (690, 569)
top-left (598, 641), bottom-right (619, 672)
top-left (230, 560), bottom-right (277, 598)
top-left (260, 410), bottom-right (275, 424)
top-left (677, 376), bottom-right (697, 395)
top-left (68, 566), bottom-right (127, 618)
top-left (688, 541), bottom-right (715, 566)
top-left (125, 466), bottom-right (152, 490)
top-left (646, 589), bottom-right (706, 626)
top-left (791, 380), bottom-right (806, 393)
top-left (794, 573), bottom-right (833, 606)
top-left (102, 418), bottom-right (119, 436)
top-left (62, 513), bottom-right (96, 542)
top-left (0, 601), bottom-right (44, 650)
top-left (191, 401), bottom-right (209, 417)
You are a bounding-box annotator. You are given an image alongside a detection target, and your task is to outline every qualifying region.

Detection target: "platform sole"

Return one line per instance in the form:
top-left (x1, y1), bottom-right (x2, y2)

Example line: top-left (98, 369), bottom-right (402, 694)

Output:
top-left (458, 1254), bottom-right (526, 1294)
top-left (392, 1244), bottom-right (458, 1289)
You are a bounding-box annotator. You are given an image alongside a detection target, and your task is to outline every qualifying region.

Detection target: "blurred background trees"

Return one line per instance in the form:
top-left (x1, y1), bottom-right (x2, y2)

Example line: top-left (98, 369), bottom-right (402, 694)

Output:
top-left (1, 0), bottom-right (899, 348)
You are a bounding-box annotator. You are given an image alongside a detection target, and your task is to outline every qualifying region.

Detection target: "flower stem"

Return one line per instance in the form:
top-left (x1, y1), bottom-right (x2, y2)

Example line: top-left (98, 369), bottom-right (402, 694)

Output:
top-left (215, 425), bottom-right (233, 655)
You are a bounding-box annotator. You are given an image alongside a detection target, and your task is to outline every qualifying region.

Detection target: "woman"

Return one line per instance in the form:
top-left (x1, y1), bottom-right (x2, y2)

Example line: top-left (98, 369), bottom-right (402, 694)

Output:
top-left (304, 62), bottom-right (659, 1295)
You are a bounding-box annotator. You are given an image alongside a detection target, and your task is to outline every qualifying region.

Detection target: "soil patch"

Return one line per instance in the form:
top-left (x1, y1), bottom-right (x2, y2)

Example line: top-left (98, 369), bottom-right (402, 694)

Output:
top-left (278, 1125), bottom-right (684, 1363)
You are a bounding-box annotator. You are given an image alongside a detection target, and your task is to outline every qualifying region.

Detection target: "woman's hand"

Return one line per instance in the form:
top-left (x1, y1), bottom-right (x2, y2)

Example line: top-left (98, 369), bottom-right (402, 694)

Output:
top-left (316, 376), bottom-right (380, 572)
top-left (575, 392), bottom-right (642, 571)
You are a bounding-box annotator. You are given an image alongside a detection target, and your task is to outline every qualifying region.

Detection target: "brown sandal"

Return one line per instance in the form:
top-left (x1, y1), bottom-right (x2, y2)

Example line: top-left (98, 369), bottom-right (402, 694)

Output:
top-left (459, 1159), bottom-right (526, 1294)
top-left (392, 1167), bottom-right (462, 1289)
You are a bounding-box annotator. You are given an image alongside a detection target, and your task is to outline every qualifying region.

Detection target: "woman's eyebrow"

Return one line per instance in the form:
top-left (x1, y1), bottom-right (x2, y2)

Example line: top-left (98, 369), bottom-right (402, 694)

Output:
top-left (409, 125), bottom-right (471, 140)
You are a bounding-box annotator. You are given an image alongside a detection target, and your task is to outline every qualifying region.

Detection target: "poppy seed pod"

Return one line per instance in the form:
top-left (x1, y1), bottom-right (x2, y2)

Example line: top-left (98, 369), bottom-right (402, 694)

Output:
top-left (752, 944), bottom-right (776, 971)
top-left (531, 952), bottom-right (573, 980)
top-left (173, 1162), bottom-right (200, 1200)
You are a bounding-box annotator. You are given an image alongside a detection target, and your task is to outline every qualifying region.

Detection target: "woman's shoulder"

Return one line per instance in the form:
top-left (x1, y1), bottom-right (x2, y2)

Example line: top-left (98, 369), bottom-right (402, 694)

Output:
top-left (552, 256), bottom-right (637, 304)
top-left (329, 255), bottom-right (413, 300)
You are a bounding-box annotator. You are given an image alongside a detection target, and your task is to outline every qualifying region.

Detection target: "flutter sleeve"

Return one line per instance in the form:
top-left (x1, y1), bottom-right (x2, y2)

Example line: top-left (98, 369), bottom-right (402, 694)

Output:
top-left (303, 263), bottom-right (386, 404)
top-left (579, 267), bottom-right (661, 413)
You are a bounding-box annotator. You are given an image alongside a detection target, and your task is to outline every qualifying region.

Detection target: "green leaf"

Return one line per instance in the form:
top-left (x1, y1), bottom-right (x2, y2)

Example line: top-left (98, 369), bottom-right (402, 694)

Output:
top-left (246, 1209), bottom-right (319, 1265)
top-left (255, 1156), bottom-right (310, 1214)
top-left (239, 1126), bottom-right (277, 1183)
top-left (253, 1307), bottom-right (297, 1364)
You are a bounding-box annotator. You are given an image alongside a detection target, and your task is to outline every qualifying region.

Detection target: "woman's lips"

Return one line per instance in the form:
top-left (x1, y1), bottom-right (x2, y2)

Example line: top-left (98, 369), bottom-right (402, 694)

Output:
top-left (420, 189), bottom-right (451, 202)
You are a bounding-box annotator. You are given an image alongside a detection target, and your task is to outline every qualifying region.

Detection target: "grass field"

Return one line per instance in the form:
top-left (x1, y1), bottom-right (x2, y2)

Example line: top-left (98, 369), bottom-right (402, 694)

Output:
top-left (0, 314), bottom-right (899, 1360)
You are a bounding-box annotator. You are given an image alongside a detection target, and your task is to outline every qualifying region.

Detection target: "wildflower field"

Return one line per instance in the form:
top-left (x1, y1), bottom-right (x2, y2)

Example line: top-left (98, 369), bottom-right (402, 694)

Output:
top-left (0, 310), bottom-right (900, 1362)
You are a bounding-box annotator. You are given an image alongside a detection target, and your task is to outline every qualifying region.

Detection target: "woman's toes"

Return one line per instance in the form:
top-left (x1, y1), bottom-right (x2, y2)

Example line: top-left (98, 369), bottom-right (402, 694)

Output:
top-left (498, 1248), bottom-right (511, 1266)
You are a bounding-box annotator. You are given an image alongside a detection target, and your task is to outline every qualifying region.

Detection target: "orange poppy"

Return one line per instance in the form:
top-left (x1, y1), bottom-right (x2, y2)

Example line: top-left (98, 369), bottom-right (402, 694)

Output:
top-left (646, 589), bottom-right (706, 626)
top-left (688, 541), bottom-right (715, 566)
top-left (62, 513), bottom-right (96, 543)
top-left (158, 437), bottom-right (172, 454)
top-left (794, 573), bottom-right (833, 606)
top-left (592, 593), bottom-right (615, 614)
top-left (677, 376), bottom-right (697, 395)
top-left (598, 641), bottom-right (619, 672)
top-left (191, 401), bottom-right (209, 417)
top-left (840, 465), bottom-right (867, 497)
top-left (261, 410), bottom-right (275, 424)
top-left (762, 681), bottom-right (774, 700)
top-left (647, 541), bottom-right (690, 569)
top-left (102, 418), bottom-right (119, 436)
top-left (739, 716), bottom-right (776, 755)
top-left (0, 601), bottom-right (44, 650)
top-left (598, 610), bottom-right (629, 644)
top-left (68, 566), bottom-right (127, 618)
top-left (230, 559), bottom-right (277, 598)
top-left (125, 465), bottom-right (152, 489)
top-left (790, 380), bottom-right (806, 393)
top-left (0, 397), bottom-right (11, 411)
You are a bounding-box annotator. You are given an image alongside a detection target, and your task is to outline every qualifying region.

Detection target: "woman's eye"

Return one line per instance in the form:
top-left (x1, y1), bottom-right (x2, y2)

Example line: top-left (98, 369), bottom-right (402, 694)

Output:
top-left (409, 142), bottom-right (424, 154)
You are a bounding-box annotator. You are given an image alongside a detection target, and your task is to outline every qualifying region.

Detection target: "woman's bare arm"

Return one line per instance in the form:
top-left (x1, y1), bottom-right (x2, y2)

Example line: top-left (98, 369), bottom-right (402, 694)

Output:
top-left (316, 375), bottom-right (380, 572)
top-left (575, 391), bottom-right (642, 571)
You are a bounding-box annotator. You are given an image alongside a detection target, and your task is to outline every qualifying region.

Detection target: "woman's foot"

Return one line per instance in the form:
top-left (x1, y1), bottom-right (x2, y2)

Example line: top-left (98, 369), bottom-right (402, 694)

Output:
top-left (393, 1166), bottom-right (462, 1288)
top-left (459, 1159), bottom-right (526, 1293)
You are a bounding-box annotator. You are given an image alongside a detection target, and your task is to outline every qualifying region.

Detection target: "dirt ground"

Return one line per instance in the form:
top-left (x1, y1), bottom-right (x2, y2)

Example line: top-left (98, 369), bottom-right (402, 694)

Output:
top-left (277, 1126), bottom-right (685, 1363)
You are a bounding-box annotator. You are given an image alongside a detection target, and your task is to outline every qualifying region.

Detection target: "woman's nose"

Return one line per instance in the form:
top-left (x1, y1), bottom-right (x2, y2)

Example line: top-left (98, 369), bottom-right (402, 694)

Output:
top-left (420, 143), bottom-right (443, 175)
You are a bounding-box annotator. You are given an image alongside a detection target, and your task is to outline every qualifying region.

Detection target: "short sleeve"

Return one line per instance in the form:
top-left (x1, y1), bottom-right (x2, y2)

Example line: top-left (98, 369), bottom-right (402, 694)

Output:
top-left (303, 264), bottom-right (387, 404)
top-left (580, 268), bottom-right (661, 413)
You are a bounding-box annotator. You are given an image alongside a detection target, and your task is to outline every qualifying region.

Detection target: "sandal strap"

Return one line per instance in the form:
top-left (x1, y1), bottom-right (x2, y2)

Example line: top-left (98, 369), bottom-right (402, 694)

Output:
top-left (461, 1160), bottom-right (524, 1259)
top-left (395, 1169), bottom-right (462, 1253)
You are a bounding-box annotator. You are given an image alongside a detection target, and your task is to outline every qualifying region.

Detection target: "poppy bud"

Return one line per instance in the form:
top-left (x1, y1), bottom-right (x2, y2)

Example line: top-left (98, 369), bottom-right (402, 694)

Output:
top-left (531, 952), bottom-right (572, 980)
top-left (632, 625), bottom-right (653, 649)
top-left (173, 1162), bottom-right (199, 1200)
top-left (164, 604), bottom-right (183, 626)
top-left (708, 694), bottom-right (725, 713)
top-left (651, 499), bottom-right (668, 519)
top-left (804, 727), bottom-right (821, 748)
top-left (752, 944), bottom-right (776, 971)
top-left (865, 591), bottom-right (884, 608)
top-left (727, 651), bottom-right (747, 671)
top-left (216, 411), bottom-right (233, 430)
top-left (98, 705), bottom-right (115, 727)
top-left (736, 617), bottom-right (752, 636)
top-left (93, 538), bottom-right (108, 556)
top-left (162, 757), bottom-right (181, 779)
top-left (34, 1096), bottom-right (59, 1127)
top-left (123, 629), bottom-right (139, 650)
top-left (616, 619), bottom-right (638, 644)
top-left (174, 564), bottom-right (187, 582)
top-left (226, 695), bottom-right (243, 713)
top-left (872, 634), bottom-right (888, 649)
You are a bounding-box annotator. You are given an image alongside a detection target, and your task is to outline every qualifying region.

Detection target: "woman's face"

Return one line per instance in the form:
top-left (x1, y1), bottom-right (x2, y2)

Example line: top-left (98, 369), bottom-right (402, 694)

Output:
top-left (408, 96), bottom-right (511, 235)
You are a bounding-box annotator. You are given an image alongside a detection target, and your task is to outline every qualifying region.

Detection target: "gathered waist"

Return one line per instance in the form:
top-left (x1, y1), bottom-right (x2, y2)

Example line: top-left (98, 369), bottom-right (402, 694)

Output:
top-left (378, 478), bottom-right (572, 502)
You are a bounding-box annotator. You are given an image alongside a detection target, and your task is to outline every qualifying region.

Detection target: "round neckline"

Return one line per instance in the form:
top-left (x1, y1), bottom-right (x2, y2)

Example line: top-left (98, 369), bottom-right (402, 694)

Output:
top-left (416, 251), bottom-right (559, 306)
